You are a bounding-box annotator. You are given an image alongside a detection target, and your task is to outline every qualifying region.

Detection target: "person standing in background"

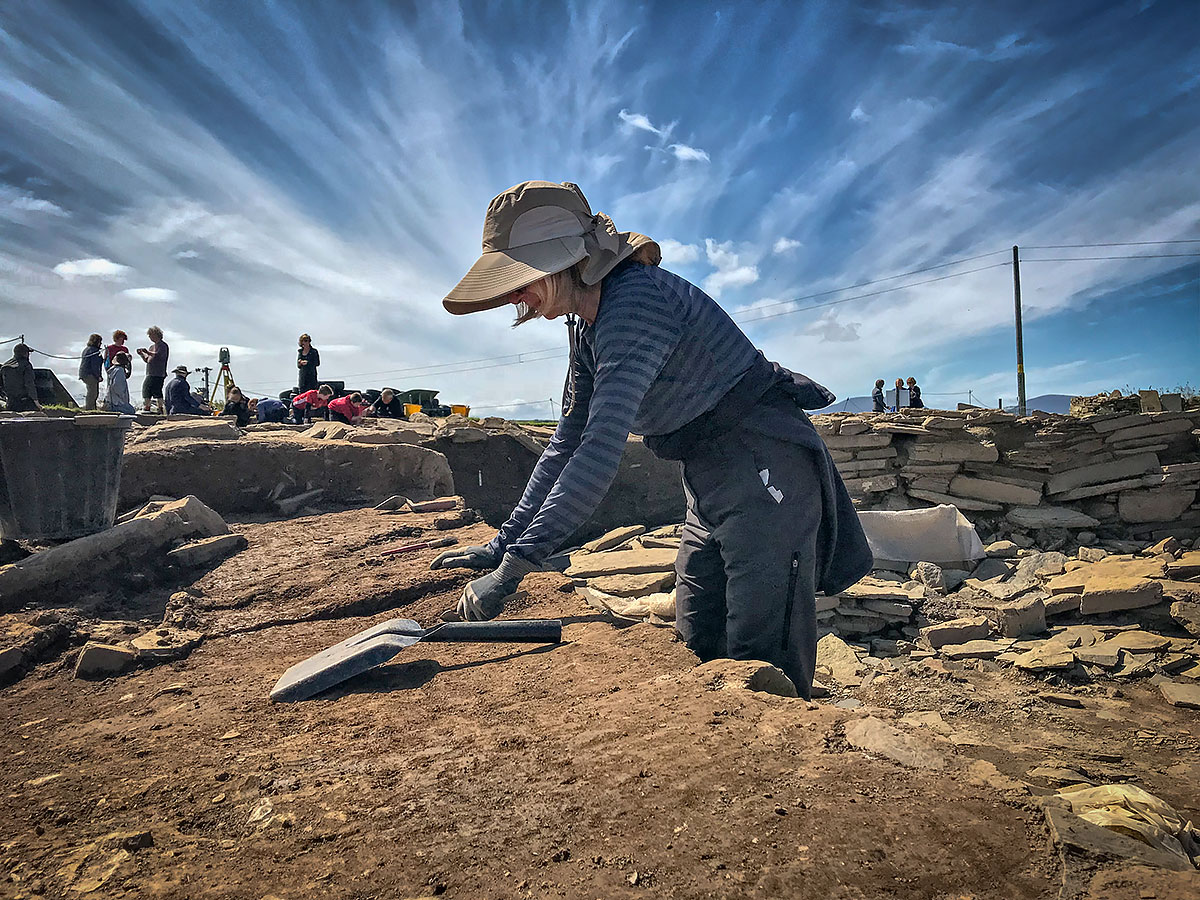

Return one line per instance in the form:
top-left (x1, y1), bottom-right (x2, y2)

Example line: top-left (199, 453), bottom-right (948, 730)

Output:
top-left (871, 378), bottom-right (886, 413)
top-left (906, 377), bottom-right (924, 409)
top-left (136, 326), bottom-right (169, 414)
top-left (79, 333), bottom-right (104, 409)
top-left (297, 334), bottom-right (320, 392)
top-left (104, 330), bottom-right (129, 369)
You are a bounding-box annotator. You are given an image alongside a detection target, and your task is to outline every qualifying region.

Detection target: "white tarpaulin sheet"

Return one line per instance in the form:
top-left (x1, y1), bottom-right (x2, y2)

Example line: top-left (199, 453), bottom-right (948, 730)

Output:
top-left (857, 504), bottom-right (986, 569)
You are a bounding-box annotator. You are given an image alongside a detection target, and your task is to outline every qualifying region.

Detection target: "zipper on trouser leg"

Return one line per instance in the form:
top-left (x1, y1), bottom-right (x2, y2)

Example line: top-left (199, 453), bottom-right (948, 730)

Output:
top-left (780, 551), bottom-right (801, 654)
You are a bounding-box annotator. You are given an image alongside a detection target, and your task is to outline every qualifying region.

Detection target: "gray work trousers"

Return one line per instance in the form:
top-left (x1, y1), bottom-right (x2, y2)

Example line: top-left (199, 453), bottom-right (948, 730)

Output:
top-left (674, 429), bottom-right (824, 699)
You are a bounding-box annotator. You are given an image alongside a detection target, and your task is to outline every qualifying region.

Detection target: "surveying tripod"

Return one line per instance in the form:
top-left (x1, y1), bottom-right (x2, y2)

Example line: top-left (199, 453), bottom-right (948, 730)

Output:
top-left (208, 347), bottom-right (236, 407)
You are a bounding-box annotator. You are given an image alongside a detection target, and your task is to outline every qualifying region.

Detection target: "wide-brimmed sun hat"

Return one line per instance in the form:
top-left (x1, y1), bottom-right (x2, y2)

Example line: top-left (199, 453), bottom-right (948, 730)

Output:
top-left (443, 181), bottom-right (659, 315)
top-left (172, 365), bottom-right (190, 376)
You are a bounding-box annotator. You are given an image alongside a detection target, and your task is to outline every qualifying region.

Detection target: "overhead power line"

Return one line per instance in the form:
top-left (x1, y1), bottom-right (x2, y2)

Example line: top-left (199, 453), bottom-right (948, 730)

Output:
top-left (1019, 253), bottom-right (1200, 261)
top-left (1022, 239), bottom-right (1200, 249)
top-left (734, 260), bottom-right (1014, 324)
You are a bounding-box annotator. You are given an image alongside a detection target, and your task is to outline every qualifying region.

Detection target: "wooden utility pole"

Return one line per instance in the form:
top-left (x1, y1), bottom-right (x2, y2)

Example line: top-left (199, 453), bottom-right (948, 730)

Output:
top-left (1012, 245), bottom-right (1027, 417)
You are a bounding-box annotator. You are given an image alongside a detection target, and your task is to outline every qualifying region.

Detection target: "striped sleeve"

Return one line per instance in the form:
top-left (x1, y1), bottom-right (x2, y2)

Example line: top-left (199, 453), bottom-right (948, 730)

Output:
top-left (494, 277), bottom-right (683, 580)
top-left (486, 364), bottom-right (593, 558)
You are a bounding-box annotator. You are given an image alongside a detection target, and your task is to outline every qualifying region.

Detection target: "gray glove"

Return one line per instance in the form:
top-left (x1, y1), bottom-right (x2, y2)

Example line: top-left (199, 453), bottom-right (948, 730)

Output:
top-left (456, 570), bottom-right (520, 621)
top-left (429, 543), bottom-right (499, 571)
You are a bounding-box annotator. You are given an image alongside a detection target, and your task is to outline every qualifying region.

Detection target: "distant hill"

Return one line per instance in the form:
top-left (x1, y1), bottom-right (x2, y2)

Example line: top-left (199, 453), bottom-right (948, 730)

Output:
top-left (1006, 394), bottom-right (1073, 415)
top-left (814, 393), bottom-right (1075, 415)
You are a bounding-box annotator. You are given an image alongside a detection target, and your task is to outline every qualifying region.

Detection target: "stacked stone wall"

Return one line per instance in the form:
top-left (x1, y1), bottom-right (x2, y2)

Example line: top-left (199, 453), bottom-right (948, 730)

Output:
top-left (812, 408), bottom-right (1200, 542)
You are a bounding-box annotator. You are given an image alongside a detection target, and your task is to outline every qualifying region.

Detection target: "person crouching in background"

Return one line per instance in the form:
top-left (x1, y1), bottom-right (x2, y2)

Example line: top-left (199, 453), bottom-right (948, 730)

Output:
top-left (221, 385), bottom-right (254, 427)
top-left (291, 384), bottom-right (333, 424)
top-left (327, 391), bottom-right (369, 425)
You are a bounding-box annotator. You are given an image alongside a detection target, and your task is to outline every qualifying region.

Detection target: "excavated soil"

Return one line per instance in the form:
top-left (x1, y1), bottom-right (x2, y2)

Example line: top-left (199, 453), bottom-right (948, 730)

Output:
top-left (2, 509), bottom-right (1199, 899)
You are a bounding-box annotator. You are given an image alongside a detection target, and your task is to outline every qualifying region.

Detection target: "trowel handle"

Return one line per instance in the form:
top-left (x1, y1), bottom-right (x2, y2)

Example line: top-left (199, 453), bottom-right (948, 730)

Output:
top-left (425, 620), bottom-right (563, 643)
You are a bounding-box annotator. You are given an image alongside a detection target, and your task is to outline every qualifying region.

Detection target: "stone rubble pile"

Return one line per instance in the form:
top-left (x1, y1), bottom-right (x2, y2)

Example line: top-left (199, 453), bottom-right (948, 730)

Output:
top-left (558, 520), bottom-right (1200, 705)
top-left (812, 406), bottom-right (1200, 541)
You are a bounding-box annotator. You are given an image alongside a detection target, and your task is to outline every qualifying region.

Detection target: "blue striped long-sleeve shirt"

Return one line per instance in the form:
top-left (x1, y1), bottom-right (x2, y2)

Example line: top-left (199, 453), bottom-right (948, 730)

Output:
top-left (489, 261), bottom-right (759, 582)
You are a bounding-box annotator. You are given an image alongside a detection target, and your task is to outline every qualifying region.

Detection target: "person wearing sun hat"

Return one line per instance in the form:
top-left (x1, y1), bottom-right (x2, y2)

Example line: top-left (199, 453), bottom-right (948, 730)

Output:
top-left (164, 364), bottom-right (210, 416)
top-left (432, 180), bottom-right (870, 699)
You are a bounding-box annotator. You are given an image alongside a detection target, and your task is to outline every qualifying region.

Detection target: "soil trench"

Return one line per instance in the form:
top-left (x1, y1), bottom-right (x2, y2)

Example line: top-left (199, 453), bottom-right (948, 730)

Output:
top-left (2, 508), bottom-right (1198, 899)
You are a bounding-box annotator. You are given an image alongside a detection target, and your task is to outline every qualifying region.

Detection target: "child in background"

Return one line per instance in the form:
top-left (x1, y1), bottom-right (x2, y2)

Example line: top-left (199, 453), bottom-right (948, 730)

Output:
top-left (327, 391), bottom-right (369, 425)
top-left (104, 330), bottom-right (129, 370)
top-left (291, 384), bottom-right (334, 423)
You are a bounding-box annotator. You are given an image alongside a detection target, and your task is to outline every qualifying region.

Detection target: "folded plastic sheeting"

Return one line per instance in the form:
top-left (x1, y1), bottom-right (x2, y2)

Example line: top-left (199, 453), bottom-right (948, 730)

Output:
top-left (857, 504), bottom-right (986, 569)
top-left (1056, 783), bottom-right (1199, 867)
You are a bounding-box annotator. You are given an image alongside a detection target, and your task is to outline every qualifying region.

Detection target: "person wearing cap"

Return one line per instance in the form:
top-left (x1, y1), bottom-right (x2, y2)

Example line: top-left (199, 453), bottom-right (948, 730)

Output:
top-left (430, 181), bottom-right (870, 699)
top-left (164, 365), bottom-right (211, 415)
top-left (1, 343), bottom-right (41, 412)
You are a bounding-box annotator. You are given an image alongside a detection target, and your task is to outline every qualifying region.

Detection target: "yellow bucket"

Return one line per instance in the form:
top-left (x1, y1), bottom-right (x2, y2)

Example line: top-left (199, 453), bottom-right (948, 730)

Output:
top-left (450, 404), bottom-right (470, 417)
top-left (403, 403), bottom-right (423, 417)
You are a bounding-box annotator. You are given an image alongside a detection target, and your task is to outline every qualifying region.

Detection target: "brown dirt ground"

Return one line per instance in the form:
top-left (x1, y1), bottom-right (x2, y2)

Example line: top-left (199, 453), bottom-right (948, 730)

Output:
top-left (2, 508), bottom-right (1199, 899)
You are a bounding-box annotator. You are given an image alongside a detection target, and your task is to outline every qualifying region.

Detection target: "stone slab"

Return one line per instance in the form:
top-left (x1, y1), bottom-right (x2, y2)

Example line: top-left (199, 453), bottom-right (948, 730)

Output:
top-left (1013, 643), bottom-right (1075, 672)
top-left (166, 533), bottom-right (247, 568)
top-left (1119, 488), bottom-right (1197, 524)
top-left (1046, 556), bottom-right (1168, 594)
top-left (1159, 680), bottom-right (1200, 709)
top-left (948, 475), bottom-right (1042, 506)
top-left (565, 548), bottom-right (678, 578)
top-left (1046, 452), bottom-right (1160, 496)
top-left (920, 616), bottom-right (991, 649)
top-left (939, 639), bottom-right (1013, 660)
top-left (1079, 578), bottom-right (1163, 615)
top-left (1006, 507), bottom-right (1100, 529)
top-left (585, 571), bottom-right (675, 598)
top-left (907, 442), bottom-right (999, 464)
top-left (581, 525), bottom-right (647, 553)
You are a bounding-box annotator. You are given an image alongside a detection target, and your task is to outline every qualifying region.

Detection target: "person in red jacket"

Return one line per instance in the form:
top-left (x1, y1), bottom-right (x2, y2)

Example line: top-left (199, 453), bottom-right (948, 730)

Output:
top-left (291, 384), bottom-right (334, 423)
top-left (327, 391), bottom-right (369, 425)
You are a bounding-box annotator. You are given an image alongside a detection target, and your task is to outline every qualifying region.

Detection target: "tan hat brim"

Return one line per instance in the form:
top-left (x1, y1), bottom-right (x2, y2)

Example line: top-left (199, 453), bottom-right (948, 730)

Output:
top-left (442, 236), bottom-right (586, 314)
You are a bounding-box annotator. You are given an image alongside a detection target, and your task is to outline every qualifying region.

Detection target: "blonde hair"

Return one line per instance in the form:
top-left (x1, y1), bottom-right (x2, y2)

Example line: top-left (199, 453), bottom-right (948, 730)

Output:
top-left (147, 326), bottom-right (163, 340)
top-left (512, 262), bottom-right (594, 327)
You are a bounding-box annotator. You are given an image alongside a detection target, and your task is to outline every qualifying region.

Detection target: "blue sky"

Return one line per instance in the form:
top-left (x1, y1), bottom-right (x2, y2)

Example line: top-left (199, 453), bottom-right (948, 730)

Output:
top-left (1, 0), bottom-right (1197, 417)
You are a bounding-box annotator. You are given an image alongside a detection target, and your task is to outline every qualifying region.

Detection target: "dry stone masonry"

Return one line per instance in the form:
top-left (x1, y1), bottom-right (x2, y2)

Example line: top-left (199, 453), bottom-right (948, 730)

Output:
top-left (811, 407), bottom-right (1200, 542)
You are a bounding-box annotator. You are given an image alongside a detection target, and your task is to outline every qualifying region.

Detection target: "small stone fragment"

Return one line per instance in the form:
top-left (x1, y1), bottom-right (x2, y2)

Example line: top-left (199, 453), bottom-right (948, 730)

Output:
top-left (1013, 642), bottom-right (1075, 672)
top-left (996, 596), bottom-right (1047, 638)
top-left (74, 643), bottom-right (137, 679)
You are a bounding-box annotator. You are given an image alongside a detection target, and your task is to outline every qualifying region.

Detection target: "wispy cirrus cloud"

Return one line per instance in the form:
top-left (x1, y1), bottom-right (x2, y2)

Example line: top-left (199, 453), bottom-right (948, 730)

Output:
top-left (618, 108), bottom-right (670, 137)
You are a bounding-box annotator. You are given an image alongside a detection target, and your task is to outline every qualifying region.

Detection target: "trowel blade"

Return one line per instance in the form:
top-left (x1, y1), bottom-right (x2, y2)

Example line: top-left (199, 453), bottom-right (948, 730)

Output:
top-left (269, 618), bottom-right (426, 703)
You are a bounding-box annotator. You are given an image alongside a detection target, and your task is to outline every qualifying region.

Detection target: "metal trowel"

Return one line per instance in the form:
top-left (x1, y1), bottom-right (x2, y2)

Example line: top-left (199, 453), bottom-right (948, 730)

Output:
top-left (269, 617), bottom-right (562, 702)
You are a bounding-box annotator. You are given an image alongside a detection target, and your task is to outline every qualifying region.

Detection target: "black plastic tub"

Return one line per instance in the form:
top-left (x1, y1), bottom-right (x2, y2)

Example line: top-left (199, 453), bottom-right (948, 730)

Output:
top-left (0, 415), bottom-right (134, 541)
